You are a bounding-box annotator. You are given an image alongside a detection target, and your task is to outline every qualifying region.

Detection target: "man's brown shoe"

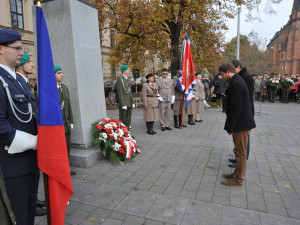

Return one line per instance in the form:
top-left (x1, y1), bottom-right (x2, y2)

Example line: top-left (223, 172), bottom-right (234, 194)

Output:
top-left (222, 174), bottom-right (233, 179)
top-left (221, 179), bottom-right (243, 187)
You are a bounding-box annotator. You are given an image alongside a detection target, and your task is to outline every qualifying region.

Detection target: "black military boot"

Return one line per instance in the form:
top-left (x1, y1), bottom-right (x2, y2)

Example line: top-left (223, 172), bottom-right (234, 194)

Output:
top-left (174, 115), bottom-right (179, 128)
top-left (188, 115), bottom-right (195, 125)
top-left (151, 122), bottom-right (157, 134)
top-left (146, 122), bottom-right (153, 135)
top-left (179, 114), bottom-right (187, 127)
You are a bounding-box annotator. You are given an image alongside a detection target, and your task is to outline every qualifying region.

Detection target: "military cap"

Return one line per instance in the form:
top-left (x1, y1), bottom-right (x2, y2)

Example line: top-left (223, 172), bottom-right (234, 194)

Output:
top-left (162, 68), bottom-right (168, 73)
top-left (54, 65), bottom-right (62, 73)
top-left (17, 52), bottom-right (30, 67)
top-left (121, 65), bottom-right (129, 72)
top-left (0, 29), bottom-right (22, 45)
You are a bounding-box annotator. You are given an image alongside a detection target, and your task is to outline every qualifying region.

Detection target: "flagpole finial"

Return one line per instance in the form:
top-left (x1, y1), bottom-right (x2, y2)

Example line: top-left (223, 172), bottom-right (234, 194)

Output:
top-left (36, 0), bottom-right (42, 8)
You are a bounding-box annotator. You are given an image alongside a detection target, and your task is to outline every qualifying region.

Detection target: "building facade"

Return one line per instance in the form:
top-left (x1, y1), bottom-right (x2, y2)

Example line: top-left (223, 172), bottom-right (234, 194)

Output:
top-left (0, 0), bottom-right (36, 79)
top-left (267, 0), bottom-right (300, 75)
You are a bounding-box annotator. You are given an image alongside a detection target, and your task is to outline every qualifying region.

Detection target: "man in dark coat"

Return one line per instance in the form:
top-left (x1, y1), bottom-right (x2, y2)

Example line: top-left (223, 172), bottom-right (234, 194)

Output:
top-left (55, 65), bottom-right (76, 176)
top-left (219, 63), bottom-right (256, 186)
top-left (0, 29), bottom-right (39, 225)
top-left (230, 60), bottom-right (255, 166)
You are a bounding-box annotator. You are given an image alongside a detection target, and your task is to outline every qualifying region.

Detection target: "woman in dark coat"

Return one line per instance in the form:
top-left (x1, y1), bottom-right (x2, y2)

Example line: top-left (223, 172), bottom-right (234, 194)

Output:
top-left (213, 74), bottom-right (225, 108)
top-left (141, 74), bottom-right (159, 135)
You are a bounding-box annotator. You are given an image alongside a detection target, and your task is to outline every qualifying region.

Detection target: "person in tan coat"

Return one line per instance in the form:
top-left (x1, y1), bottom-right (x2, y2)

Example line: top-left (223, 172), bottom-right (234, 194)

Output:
top-left (195, 73), bottom-right (205, 122)
top-left (142, 74), bottom-right (159, 135)
top-left (157, 69), bottom-right (175, 131)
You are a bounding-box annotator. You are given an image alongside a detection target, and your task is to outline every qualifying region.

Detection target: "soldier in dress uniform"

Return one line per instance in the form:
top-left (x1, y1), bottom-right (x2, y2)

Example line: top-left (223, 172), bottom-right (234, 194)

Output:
top-left (54, 65), bottom-right (76, 176)
top-left (157, 68), bottom-right (175, 131)
top-left (260, 75), bottom-right (268, 102)
top-left (173, 67), bottom-right (187, 128)
top-left (195, 72), bottom-right (205, 122)
top-left (0, 29), bottom-right (39, 225)
top-left (141, 74), bottom-right (159, 135)
top-left (16, 53), bottom-right (47, 216)
top-left (117, 65), bottom-right (133, 128)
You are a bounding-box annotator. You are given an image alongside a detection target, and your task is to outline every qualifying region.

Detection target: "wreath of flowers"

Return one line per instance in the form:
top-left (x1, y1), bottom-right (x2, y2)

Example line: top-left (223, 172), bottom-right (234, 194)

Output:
top-left (280, 78), bottom-right (294, 88)
top-left (92, 118), bottom-right (141, 164)
top-left (268, 79), bottom-right (279, 88)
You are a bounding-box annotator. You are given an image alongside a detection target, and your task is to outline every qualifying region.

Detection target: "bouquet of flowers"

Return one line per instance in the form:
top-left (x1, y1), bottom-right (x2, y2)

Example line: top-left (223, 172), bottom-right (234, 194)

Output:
top-left (92, 118), bottom-right (141, 164)
top-left (268, 79), bottom-right (279, 88)
top-left (280, 78), bottom-right (294, 88)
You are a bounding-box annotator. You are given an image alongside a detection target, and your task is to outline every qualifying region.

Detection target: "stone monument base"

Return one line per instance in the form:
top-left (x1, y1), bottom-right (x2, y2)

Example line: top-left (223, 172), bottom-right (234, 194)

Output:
top-left (69, 147), bottom-right (102, 168)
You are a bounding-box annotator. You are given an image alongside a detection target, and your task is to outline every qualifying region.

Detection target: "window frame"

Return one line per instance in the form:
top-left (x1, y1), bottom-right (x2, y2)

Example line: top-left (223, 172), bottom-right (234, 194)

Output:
top-left (10, 0), bottom-right (24, 30)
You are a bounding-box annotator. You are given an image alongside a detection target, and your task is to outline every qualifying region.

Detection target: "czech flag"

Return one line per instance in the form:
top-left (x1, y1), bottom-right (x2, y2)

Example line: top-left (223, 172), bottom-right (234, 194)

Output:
top-left (36, 6), bottom-right (73, 225)
top-left (177, 34), bottom-right (196, 106)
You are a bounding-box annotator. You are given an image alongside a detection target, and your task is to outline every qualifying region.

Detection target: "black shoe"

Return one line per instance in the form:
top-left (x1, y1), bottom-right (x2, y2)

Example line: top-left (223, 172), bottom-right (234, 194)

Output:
top-left (37, 200), bottom-right (46, 207)
top-left (228, 158), bottom-right (236, 163)
top-left (71, 171), bottom-right (76, 176)
top-left (195, 120), bottom-right (203, 123)
top-left (152, 130), bottom-right (157, 134)
top-left (182, 124), bottom-right (187, 127)
top-left (188, 115), bottom-right (195, 125)
top-left (165, 126), bottom-right (172, 130)
top-left (228, 163), bottom-right (236, 168)
top-left (147, 130), bottom-right (154, 135)
top-left (35, 206), bottom-right (47, 216)
top-left (161, 127), bottom-right (166, 131)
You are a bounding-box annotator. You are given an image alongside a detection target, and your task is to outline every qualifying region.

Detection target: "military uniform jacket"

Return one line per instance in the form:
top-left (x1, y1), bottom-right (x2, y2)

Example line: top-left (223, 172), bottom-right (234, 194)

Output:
top-left (58, 84), bottom-right (73, 133)
top-left (116, 76), bottom-right (133, 107)
top-left (254, 79), bottom-right (261, 92)
top-left (0, 67), bottom-right (38, 178)
top-left (0, 167), bottom-right (16, 225)
top-left (173, 76), bottom-right (183, 101)
top-left (157, 77), bottom-right (174, 102)
top-left (141, 83), bottom-right (159, 108)
top-left (194, 79), bottom-right (205, 101)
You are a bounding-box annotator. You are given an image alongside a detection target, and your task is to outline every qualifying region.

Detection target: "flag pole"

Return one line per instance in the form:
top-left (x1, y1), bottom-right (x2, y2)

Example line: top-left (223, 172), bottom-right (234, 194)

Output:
top-left (180, 93), bottom-right (185, 128)
top-left (36, 1), bottom-right (51, 224)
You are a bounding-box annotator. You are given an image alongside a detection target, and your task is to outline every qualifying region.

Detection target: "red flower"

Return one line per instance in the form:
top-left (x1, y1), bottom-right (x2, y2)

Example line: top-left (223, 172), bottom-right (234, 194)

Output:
top-left (102, 118), bottom-right (109, 124)
top-left (108, 134), bottom-right (113, 139)
top-left (110, 118), bottom-right (116, 123)
top-left (119, 147), bottom-right (124, 153)
top-left (96, 124), bottom-right (103, 130)
top-left (105, 128), bottom-right (111, 134)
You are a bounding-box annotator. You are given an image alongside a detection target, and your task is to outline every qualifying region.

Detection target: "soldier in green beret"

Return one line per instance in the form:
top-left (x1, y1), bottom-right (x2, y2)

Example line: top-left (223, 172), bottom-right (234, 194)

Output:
top-left (117, 65), bottom-right (133, 128)
top-left (55, 65), bottom-right (76, 176)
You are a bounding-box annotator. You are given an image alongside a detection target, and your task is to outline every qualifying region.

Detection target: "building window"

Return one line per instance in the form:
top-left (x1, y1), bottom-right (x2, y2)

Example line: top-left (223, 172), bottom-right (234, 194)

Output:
top-left (281, 54), bottom-right (283, 60)
top-left (10, 0), bottom-right (24, 29)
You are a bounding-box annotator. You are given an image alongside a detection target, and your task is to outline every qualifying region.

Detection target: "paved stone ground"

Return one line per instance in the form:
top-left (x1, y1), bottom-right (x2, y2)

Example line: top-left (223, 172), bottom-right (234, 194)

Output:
top-left (35, 101), bottom-right (300, 225)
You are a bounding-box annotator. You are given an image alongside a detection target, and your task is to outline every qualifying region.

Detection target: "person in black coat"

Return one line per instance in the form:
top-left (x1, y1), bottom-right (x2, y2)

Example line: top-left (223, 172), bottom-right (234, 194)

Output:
top-left (213, 74), bottom-right (225, 108)
top-left (219, 63), bottom-right (256, 187)
top-left (230, 60), bottom-right (254, 166)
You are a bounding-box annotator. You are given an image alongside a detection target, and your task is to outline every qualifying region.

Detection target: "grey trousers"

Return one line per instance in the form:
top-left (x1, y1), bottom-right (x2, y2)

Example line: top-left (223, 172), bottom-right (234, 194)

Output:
top-left (159, 101), bottom-right (171, 127)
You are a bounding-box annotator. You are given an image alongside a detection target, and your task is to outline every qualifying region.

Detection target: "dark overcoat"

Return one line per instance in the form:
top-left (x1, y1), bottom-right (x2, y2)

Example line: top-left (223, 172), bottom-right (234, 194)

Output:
top-left (224, 74), bottom-right (256, 133)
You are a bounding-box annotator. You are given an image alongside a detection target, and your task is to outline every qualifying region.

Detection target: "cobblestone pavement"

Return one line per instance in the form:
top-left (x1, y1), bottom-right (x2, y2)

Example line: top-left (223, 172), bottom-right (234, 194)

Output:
top-left (35, 101), bottom-right (300, 225)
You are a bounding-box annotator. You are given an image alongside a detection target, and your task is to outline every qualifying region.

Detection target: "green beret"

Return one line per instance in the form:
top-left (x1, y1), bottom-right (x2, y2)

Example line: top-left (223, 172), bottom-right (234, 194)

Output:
top-left (121, 65), bottom-right (129, 72)
top-left (54, 65), bottom-right (62, 73)
top-left (17, 52), bottom-right (30, 67)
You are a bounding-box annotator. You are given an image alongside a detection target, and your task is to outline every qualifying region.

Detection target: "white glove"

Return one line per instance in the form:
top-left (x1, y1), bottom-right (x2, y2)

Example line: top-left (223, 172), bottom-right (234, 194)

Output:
top-left (171, 95), bottom-right (175, 104)
top-left (158, 96), bottom-right (164, 102)
top-left (71, 124), bottom-right (74, 130)
top-left (132, 104), bottom-right (135, 108)
top-left (156, 94), bottom-right (161, 97)
top-left (122, 106), bottom-right (127, 110)
top-left (6, 130), bottom-right (37, 154)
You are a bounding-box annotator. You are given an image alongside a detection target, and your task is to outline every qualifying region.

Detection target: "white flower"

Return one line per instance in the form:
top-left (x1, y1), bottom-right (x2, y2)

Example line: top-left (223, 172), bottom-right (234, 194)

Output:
top-left (104, 124), bottom-right (112, 129)
top-left (113, 133), bottom-right (118, 140)
top-left (98, 137), bottom-right (106, 143)
top-left (101, 133), bottom-right (108, 139)
top-left (113, 142), bottom-right (121, 151)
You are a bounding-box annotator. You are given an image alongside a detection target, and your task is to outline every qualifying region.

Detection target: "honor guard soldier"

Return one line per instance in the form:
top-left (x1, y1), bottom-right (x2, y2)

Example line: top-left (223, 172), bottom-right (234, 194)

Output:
top-left (157, 68), bottom-right (175, 131)
top-left (16, 53), bottom-right (47, 216)
top-left (0, 29), bottom-right (39, 225)
top-left (117, 65), bottom-right (133, 128)
top-left (55, 65), bottom-right (76, 176)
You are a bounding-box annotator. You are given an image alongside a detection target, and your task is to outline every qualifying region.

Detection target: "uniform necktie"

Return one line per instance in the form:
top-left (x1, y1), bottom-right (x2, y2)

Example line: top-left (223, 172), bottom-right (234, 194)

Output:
top-left (151, 83), bottom-right (154, 88)
top-left (165, 79), bottom-right (167, 86)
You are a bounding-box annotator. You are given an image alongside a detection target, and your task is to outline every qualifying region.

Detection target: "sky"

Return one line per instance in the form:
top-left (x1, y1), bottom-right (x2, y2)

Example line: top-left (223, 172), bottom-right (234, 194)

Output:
top-left (225, 0), bottom-right (294, 45)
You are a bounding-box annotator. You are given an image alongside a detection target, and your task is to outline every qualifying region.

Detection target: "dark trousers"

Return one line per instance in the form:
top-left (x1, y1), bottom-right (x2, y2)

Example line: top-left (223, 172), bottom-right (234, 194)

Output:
top-left (221, 95), bottom-right (226, 112)
top-left (282, 89), bottom-right (289, 103)
top-left (4, 171), bottom-right (40, 225)
top-left (232, 130), bottom-right (250, 184)
top-left (65, 132), bottom-right (71, 156)
top-left (119, 107), bottom-right (132, 128)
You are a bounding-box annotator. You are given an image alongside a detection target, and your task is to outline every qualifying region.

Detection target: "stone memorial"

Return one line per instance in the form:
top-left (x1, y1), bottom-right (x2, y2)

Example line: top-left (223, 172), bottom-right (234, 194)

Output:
top-left (40, 0), bottom-right (106, 167)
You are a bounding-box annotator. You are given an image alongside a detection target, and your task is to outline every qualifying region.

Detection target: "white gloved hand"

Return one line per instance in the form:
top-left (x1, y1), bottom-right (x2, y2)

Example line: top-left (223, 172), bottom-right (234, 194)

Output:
top-left (158, 96), bottom-right (164, 102)
top-left (71, 124), bottom-right (74, 130)
top-left (171, 95), bottom-right (175, 104)
top-left (122, 106), bottom-right (127, 110)
top-left (7, 131), bottom-right (37, 154)
top-left (132, 104), bottom-right (135, 108)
